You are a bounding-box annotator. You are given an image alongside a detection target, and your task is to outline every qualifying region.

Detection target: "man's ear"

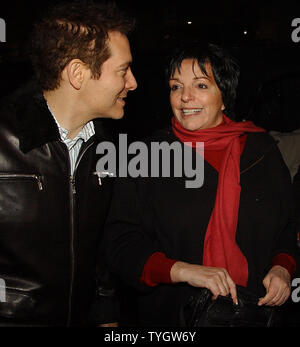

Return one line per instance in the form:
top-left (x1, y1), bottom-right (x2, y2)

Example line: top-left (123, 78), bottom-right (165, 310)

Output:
top-left (65, 59), bottom-right (89, 90)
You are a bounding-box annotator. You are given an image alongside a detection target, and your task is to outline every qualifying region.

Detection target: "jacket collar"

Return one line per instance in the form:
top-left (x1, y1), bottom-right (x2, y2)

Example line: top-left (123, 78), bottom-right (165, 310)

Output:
top-left (12, 81), bottom-right (109, 153)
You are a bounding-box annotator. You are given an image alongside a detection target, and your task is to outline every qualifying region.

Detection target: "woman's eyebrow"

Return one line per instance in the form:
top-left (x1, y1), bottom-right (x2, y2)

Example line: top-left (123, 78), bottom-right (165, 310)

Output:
top-left (169, 76), bottom-right (211, 81)
top-left (193, 76), bottom-right (210, 81)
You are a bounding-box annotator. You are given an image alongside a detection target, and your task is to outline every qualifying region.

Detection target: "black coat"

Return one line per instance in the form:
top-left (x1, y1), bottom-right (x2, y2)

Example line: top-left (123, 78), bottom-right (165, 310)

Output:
top-left (294, 165), bottom-right (300, 224)
top-left (105, 127), bottom-right (297, 327)
top-left (293, 165), bottom-right (300, 252)
top-left (0, 82), bottom-right (116, 326)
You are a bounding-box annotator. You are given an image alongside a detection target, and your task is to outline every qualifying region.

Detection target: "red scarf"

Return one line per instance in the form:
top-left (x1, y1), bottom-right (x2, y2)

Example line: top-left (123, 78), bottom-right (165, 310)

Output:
top-left (172, 115), bottom-right (265, 286)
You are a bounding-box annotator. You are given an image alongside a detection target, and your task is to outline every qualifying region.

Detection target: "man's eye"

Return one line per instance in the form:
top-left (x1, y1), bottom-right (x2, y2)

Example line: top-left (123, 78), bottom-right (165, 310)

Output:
top-left (119, 68), bottom-right (128, 76)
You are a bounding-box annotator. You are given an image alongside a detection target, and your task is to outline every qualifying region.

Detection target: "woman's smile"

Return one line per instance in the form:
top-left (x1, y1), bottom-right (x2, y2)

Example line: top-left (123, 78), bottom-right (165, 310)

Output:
top-left (181, 108), bottom-right (203, 117)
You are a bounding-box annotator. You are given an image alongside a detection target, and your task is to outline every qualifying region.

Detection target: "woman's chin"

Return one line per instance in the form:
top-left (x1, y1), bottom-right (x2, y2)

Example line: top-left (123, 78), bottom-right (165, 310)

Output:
top-left (181, 120), bottom-right (205, 132)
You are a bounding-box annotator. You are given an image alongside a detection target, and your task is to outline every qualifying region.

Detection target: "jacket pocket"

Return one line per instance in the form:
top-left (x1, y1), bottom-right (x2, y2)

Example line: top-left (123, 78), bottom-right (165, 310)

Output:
top-left (0, 173), bottom-right (44, 225)
top-left (0, 287), bottom-right (37, 319)
top-left (93, 171), bottom-right (114, 186)
top-left (0, 173), bottom-right (43, 191)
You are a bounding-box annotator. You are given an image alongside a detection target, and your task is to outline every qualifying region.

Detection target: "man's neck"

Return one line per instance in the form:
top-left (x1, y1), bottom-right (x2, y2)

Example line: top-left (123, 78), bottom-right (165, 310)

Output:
top-left (43, 90), bottom-right (87, 140)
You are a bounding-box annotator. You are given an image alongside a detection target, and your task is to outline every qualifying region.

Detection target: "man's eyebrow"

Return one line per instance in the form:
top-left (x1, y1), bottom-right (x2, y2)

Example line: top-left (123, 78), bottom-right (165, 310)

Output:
top-left (117, 61), bottom-right (132, 69)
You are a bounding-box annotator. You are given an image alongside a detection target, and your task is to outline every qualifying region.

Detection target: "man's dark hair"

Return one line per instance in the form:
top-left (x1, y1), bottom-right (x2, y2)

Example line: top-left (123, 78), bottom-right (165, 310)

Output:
top-left (166, 43), bottom-right (240, 118)
top-left (30, 1), bottom-right (135, 91)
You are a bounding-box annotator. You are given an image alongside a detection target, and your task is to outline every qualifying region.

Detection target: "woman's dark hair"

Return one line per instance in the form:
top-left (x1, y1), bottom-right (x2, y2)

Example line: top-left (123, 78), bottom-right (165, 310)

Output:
top-left (166, 43), bottom-right (240, 118)
top-left (30, 1), bottom-right (135, 91)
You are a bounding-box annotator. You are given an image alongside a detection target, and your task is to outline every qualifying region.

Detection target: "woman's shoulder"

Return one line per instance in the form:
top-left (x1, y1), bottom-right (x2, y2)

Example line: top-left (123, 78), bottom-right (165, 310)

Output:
top-left (240, 131), bottom-right (286, 173)
top-left (245, 131), bottom-right (278, 155)
top-left (244, 131), bottom-right (292, 178)
top-left (247, 131), bottom-right (277, 145)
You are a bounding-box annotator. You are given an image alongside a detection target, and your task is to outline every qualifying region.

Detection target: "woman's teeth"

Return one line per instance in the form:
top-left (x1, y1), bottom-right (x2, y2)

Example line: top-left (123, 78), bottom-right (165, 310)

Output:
top-left (182, 108), bottom-right (202, 115)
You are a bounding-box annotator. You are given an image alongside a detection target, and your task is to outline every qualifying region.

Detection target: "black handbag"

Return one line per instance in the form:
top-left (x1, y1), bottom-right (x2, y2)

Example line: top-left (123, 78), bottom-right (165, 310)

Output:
top-left (180, 285), bottom-right (278, 327)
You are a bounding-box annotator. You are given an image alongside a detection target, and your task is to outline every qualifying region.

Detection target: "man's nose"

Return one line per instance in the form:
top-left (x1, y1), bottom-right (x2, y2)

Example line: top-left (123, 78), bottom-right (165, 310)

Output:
top-left (126, 68), bottom-right (138, 91)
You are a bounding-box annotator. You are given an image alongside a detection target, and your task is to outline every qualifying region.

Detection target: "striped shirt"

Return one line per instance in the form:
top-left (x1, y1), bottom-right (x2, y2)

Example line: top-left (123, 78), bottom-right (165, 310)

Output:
top-left (47, 103), bottom-right (95, 175)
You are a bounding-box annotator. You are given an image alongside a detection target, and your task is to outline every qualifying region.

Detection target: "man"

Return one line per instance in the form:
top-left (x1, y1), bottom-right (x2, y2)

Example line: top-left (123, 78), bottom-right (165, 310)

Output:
top-left (0, 1), bottom-right (137, 326)
top-left (269, 128), bottom-right (300, 182)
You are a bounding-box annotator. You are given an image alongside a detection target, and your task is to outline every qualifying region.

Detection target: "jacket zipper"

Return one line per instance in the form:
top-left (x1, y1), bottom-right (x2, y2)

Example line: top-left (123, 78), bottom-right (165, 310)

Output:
top-left (0, 173), bottom-right (43, 190)
top-left (67, 140), bottom-right (94, 326)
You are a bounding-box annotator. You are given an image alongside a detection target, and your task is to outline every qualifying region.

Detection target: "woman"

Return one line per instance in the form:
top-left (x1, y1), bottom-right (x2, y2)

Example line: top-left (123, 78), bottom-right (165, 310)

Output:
top-left (104, 43), bottom-right (297, 326)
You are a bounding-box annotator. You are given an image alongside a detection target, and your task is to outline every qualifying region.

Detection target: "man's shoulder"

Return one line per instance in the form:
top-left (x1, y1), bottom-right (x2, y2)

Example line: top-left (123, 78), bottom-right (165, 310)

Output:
top-left (0, 92), bottom-right (18, 126)
top-left (0, 81), bottom-right (57, 154)
top-left (0, 80), bottom-right (42, 117)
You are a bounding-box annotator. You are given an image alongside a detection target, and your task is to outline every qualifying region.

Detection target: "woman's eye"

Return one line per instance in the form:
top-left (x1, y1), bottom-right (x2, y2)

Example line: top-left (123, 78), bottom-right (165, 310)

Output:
top-left (170, 85), bottom-right (180, 91)
top-left (198, 83), bottom-right (207, 89)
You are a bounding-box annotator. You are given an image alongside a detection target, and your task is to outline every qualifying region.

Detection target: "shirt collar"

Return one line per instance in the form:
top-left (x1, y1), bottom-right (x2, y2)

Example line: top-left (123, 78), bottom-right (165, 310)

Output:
top-left (46, 102), bottom-right (95, 146)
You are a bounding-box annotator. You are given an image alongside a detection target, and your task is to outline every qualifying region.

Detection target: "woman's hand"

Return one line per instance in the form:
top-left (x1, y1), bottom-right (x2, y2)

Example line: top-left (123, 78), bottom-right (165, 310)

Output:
top-left (258, 265), bottom-right (291, 306)
top-left (170, 261), bottom-right (237, 304)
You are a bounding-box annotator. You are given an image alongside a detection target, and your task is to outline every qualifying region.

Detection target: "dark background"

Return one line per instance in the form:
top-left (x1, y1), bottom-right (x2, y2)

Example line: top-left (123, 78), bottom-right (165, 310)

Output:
top-left (1, 0), bottom-right (300, 139)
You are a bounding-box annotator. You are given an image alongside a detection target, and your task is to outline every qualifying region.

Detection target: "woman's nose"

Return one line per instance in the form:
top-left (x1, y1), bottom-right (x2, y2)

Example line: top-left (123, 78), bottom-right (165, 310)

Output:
top-left (181, 88), bottom-right (193, 102)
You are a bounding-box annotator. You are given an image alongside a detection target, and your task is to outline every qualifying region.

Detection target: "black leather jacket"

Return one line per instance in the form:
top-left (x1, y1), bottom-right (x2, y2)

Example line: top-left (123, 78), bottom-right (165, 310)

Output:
top-left (0, 82), bottom-right (116, 326)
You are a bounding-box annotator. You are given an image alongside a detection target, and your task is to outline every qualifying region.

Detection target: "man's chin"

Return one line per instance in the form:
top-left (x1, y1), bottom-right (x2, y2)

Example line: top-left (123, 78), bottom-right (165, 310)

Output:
top-left (110, 113), bottom-right (124, 120)
top-left (110, 111), bottom-right (125, 120)
top-left (96, 112), bottom-right (124, 120)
